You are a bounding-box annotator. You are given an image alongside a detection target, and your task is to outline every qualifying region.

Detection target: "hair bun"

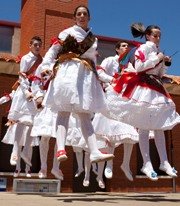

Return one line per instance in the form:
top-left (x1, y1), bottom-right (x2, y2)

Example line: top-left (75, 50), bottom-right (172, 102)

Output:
top-left (131, 22), bottom-right (146, 38)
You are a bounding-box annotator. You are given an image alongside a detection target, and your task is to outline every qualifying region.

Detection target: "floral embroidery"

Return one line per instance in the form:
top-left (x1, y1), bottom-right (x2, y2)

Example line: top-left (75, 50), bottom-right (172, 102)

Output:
top-left (135, 50), bottom-right (145, 62)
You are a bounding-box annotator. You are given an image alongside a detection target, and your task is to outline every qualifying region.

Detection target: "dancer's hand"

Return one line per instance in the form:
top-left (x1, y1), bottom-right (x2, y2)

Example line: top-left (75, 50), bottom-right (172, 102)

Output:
top-left (35, 96), bottom-right (44, 109)
top-left (41, 69), bottom-right (52, 81)
top-left (158, 52), bottom-right (164, 62)
top-left (25, 91), bottom-right (33, 101)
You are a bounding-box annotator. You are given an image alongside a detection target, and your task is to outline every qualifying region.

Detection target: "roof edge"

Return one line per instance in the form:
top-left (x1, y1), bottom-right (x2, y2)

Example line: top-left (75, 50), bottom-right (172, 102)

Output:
top-left (0, 20), bottom-right (21, 28)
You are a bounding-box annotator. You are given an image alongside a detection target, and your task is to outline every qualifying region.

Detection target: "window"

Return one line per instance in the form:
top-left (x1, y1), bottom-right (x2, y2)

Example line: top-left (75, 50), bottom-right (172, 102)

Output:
top-left (0, 26), bottom-right (14, 53)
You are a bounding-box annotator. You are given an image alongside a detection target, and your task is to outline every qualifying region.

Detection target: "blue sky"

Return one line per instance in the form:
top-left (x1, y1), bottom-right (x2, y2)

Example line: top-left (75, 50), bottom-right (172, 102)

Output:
top-left (0, 0), bottom-right (180, 75)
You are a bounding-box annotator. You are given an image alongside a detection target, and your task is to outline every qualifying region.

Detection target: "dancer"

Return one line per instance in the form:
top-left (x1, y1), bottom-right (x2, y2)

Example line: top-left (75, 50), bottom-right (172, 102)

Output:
top-left (30, 58), bottom-right (64, 180)
top-left (73, 147), bottom-right (98, 178)
top-left (0, 91), bottom-right (37, 177)
top-left (40, 5), bottom-right (114, 163)
top-left (6, 36), bottom-right (42, 167)
top-left (73, 139), bottom-right (108, 189)
top-left (65, 113), bottom-right (105, 188)
top-left (38, 137), bottom-right (64, 180)
top-left (104, 23), bottom-right (180, 180)
top-left (73, 147), bottom-right (84, 177)
top-left (93, 41), bottom-right (139, 181)
top-left (31, 106), bottom-right (64, 180)
top-left (13, 145), bottom-right (32, 178)
top-left (82, 150), bottom-right (105, 189)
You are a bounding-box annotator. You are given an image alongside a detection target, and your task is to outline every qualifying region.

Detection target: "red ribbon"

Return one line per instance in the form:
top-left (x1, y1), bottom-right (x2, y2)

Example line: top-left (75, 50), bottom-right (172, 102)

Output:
top-left (3, 92), bottom-right (11, 100)
top-left (43, 79), bottom-right (50, 90)
top-left (114, 72), bottom-right (171, 99)
top-left (28, 75), bottom-right (42, 82)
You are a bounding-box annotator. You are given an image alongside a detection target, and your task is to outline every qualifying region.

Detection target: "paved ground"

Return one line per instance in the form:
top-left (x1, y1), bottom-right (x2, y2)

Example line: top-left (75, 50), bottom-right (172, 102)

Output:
top-left (0, 192), bottom-right (180, 206)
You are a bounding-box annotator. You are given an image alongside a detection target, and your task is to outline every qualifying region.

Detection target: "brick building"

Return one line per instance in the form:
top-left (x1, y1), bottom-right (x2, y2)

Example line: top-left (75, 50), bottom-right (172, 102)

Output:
top-left (0, 0), bottom-right (180, 193)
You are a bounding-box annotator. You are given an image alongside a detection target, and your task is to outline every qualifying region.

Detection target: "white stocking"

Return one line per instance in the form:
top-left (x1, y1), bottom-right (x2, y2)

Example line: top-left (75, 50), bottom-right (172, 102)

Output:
top-left (121, 143), bottom-right (133, 170)
top-left (78, 113), bottom-right (101, 156)
top-left (106, 146), bottom-right (115, 169)
top-left (154, 130), bottom-right (171, 168)
top-left (22, 125), bottom-right (33, 157)
top-left (25, 146), bottom-right (32, 173)
top-left (15, 146), bottom-right (22, 171)
top-left (12, 123), bottom-right (25, 157)
top-left (75, 150), bottom-right (84, 172)
top-left (84, 152), bottom-right (91, 182)
top-left (56, 112), bottom-right (70, 151)
top-left (52, 143), bottom-right (60, 171)
top-left (138, 129), bottom-right (153, 170)
top-left (91, 163), bottom-right (97, 172)
top-left (39, 137), bottom-right (50, 171)
top-left (97, 161), bottom-right (105, 180)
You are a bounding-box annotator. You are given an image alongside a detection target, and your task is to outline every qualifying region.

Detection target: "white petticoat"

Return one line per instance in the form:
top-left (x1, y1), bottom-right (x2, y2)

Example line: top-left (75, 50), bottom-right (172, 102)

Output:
top-left (66, 114), bottom-right (86, 149)
top-left (104, 85), bottom-right (180, 130)
top-left (31, 108), bottom-right (86, 149)
top-left (8, 87), bottom-right (37, 125)
top-left (31, 107), bottom-right (57, 138)
top-left (66, 114), bottom-right (110, 151)
top-left (92, 113), bottom-right (139, 144)
top-left (2, 123), bottom-right (39, 146)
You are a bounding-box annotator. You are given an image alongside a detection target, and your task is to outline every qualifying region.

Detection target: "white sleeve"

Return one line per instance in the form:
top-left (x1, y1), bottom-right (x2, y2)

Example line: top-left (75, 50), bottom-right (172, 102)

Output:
top-left (159, 65), bottom-right (168, 77)
top-left (134, 45), bottom-right (160, 72)
top-left (31, 79), bottom-right (45, 100)
top-left (18, 56), bottom-right (32, 95)
top-left (30, 64), bottom-right (44, 99)
top-left (40, 43), bottom-right (61, 71)
top-left (98, 58), bottom-right (114, 83)
top-left (40, 29), bottom-right (70, 71)
top-left (19, 76), bottom-right (31, 96)
top-left (31, 61), bottom-right (56, 99)
top-left (0, 96), bottom-right (11, 105)
top-left (0, 91), bottom-right (14, 105)
top-left (97, 69), bottom-right (113, 83)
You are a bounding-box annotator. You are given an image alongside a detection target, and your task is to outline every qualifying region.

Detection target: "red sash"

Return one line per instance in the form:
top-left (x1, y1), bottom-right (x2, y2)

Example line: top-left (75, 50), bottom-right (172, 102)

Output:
top-left (26, 54), bottom-right (42, 76)
top-left (12, 55), bottom-right (42, 91)
top-left (113, 72), bottom-right (171, 99)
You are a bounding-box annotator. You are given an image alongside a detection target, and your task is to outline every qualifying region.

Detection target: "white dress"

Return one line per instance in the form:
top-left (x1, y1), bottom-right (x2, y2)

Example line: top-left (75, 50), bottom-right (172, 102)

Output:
top-left (31, 104), bottom-right (84, 147)
top-left (104, 41), bottom-right (180, 130)
top-left (41, 25), bottom-right (107, 114)
top-left (32, 108), bottom-right (87, 150)
top-left (3, 52), bottom-right (41, 147)
top-left (31, 106), bottom-right (58, 138)
top-left (66, 114), bottom-right (111, 152)
top-left (2, 123), bottom-right (39, 146)
top-left (0, 89), bottom-right (39, 146)
top-left (30, 61), bottom-right (57, 138)
top-left (93, 113), bottom-right (139, 144)
top-left (93, 55), bottom-right (139, 145)
top-left (7, 52), bottom-right (38, 125)
top-left (66, 113), bottom-right (86, 149)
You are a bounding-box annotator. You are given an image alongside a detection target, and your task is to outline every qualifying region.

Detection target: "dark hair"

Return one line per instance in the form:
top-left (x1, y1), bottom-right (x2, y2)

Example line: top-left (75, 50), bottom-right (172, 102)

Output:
top-left (115, 41), bottom-right (128, 54)
top-left (30, 36), bottom-right (42, 45)
top-left (73, 5), bottom-right (90, 18)
top-left (131, 23), bottom-right (161, 40)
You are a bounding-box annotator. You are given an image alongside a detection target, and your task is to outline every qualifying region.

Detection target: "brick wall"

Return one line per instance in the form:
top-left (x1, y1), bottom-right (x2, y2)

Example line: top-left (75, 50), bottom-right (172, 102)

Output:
top-left (20, 0), bottom-right (88, 193)
top-left (0, 74), bottom-right (17, 132)
top-left (170, 95), bottom-right (180, 192)
top-left (20, 0), bottom-right (88, 56)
